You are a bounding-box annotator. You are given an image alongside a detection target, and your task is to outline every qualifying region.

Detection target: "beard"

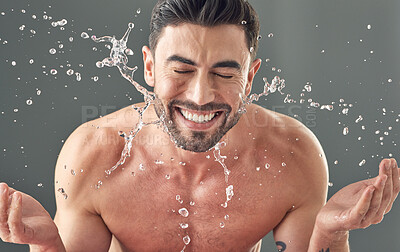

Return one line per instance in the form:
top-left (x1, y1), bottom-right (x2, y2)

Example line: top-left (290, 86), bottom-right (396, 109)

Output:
top-left (154, 98), bottom-right (242, 152)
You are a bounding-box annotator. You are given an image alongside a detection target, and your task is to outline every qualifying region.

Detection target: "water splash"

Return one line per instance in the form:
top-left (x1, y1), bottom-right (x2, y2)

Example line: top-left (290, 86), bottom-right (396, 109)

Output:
top-left (239, 76), bottom-right (286, 113)
top-left (212, 141), bottom-right (230, 183)
top-left (91, 24), bottom-right (158, 176)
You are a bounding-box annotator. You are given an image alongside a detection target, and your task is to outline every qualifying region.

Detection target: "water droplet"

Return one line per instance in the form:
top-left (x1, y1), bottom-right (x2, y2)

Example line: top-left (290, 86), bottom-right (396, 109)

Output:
top-left (343, 127), bottom-right (349, 135)
top-left (220, 222), bottom-right (225, 228)
top-left (32, 15), bottom-right (37, 19)
top-left (26, 99), bottom-right (33, 105)
top-left (189, 201), bottom-right (195, 206)
top-left (96, 61), bottom-right (104, 68)
top-left (49, 48), bottom-right (56, 54)
top-left (36, 89), bottom-right (41, 95)
top-left (249, 47), bottom-right (254, 52)
top-left (125, 48), bottom-right (134, 55)
top-left (165, 174), bottom-right (170, 179)
top-left (178, 208), bottom-right (189, 217)
top-left (95, 180), bottom-right (103, 189)
top-left (19, 25), bottom-right (25, 31)
top-left (241, 20), bottom-right (247, 25)
top-left (367, 24), bottom-right (372, 30)
top-left (355, 115), bottom-right (363, 123)
top-left (59, 19), bottom-right (67, 26)
top-left (154, 160), bottom-right (164, 165)
top-left (179, 223), bottom-right (188, 229)
top-left (93, 76), bottom-right (99, 82)
top-left (265, 163), bottom-right (270, 169)
top-left (57, 188), bottom-right (68, 199)
top-left (11, 61), bottom-right (16, 66)
top-left (75, 72), bottom-right (81, 81)
top-left (50, 69), bottom-right (57, 75)
top-left (29, 59), bottom-right (34, 64)
top-left (359, 159), bottom-right (366, 166)
top-left (320, 105), bottom-right (333, 111)
top-left (136, 8), bottom-right (141, 14)
top-left (281, 162), bottom-right (286, 167)
top-left (71, 170), bottom-right (76, 176)
top-left (69, 37), bottom-right (74, 42)
top-left (183, 235), bottom-right (190, 245)
top-left (139, 163), bottom-right (145, 171)
top-left (81, 32), bottom-right (89, 39)
top-left (304, 84), bottom-right (312, 92)
top-left (13, 108), bottom-right (19, 113)
top-left (66, 69), bottom-right (74, 76)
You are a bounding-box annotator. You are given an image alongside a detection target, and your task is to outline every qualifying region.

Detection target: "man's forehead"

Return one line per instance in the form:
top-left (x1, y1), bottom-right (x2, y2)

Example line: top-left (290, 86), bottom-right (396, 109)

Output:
top-left (155, 23), bottom-right (251, 66)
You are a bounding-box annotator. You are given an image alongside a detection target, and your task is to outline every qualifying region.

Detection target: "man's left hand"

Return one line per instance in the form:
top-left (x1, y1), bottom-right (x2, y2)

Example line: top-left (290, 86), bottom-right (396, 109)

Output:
top-left (316, 158), bottom-right (399, 238)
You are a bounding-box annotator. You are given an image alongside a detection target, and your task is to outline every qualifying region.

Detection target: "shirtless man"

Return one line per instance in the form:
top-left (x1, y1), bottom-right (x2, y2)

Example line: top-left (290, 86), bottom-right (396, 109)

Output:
top-left (1, 0), bottom-right (399, 251)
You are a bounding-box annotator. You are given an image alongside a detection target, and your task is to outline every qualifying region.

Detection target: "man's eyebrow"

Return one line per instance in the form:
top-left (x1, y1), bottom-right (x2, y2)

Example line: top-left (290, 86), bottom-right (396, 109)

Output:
top-left (211, 61), bottom-right (241, 70)
top-left (166, 55), bottom-right (196, 66)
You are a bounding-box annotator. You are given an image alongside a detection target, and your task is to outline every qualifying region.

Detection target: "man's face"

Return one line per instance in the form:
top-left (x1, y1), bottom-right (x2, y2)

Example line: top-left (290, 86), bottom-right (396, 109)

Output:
top-left (143, 24), bottom-right (260, 152)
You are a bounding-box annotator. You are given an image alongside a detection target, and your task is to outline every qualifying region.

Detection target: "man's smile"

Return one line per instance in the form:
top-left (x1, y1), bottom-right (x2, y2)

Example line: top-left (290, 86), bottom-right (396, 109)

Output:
top-left (173, 106), bottom-right (226, 131)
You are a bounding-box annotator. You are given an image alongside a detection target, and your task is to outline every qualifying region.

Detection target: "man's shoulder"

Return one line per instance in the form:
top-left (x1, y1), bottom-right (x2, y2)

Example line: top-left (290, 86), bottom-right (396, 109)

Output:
top-left (247, 104), bottom-right (328, 191)
top-left (66, 102), bottom-right (152, 151)
top-left (54, 103), bottom-right (149, 186)
top-left (244, 104), bottom-right (316, 147)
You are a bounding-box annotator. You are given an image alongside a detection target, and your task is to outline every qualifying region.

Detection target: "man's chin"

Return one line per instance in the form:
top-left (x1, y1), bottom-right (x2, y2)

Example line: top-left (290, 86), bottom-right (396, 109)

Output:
top-left (170, 131), bottom-right (222, 153)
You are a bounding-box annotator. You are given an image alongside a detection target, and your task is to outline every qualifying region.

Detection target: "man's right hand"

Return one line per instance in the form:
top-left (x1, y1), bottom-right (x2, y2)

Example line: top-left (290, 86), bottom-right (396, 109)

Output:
top-left (0, 183), bottom-right (65, 251)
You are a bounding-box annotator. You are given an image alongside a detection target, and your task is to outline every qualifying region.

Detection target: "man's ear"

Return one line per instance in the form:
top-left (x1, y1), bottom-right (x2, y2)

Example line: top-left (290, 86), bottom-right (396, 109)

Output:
top-left (142, 46), bottom-right (155, 87)
top-left (245, 58), bottom-right (262, 96)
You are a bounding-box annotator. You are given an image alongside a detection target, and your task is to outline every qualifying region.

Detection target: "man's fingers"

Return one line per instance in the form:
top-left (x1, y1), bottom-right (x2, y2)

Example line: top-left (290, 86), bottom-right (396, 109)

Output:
top-left (350, 185), bottom-right (375, 229)
top-left (0, 183), bottom-right (11, 241)
top-left (377, 159), bottom-right (393, 214)
top-left (384, 159), bottom-right (399, 213)
top-left (8, 192), bottom-right (25, 243)
top-left (363, 175), bottom-right (387, 223)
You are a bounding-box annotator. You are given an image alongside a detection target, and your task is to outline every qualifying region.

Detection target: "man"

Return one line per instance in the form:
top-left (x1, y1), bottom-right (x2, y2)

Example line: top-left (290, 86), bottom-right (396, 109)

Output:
top-left (0, 0), bottom-right (399, 251)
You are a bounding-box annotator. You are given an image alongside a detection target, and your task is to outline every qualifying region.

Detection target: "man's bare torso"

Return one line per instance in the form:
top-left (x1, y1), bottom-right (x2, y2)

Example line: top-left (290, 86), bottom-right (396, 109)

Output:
top-left (56, 103), bottom-right (314, 251)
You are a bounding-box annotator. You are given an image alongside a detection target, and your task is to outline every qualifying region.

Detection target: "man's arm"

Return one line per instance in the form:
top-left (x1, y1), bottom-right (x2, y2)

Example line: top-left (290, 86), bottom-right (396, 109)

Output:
top-left (272, 124), bottom-right (329, 252)
top-left (53, 124), bottom-right (112, 251)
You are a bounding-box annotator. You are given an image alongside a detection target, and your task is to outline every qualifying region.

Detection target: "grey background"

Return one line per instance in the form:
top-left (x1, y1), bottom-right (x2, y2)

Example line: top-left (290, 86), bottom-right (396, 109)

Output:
top-left (1, 0), bottom-right (399, 251)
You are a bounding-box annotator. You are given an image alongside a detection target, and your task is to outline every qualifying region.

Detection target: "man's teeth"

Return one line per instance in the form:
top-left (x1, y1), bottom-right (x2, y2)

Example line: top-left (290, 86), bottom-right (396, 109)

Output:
top-left (180, 109), bottom-right (216, 123)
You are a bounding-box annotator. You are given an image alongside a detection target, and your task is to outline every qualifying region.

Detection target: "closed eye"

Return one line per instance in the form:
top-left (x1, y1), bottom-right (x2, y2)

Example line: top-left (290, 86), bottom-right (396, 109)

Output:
top-left (215, 73), bottom-right (233, 79)
top-left (174, 70), bottom-right (194, 74)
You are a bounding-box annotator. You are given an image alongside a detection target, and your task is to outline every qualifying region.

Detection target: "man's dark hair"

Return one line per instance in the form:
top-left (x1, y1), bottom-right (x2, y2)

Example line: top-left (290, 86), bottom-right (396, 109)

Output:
top-left (149, 0), bottom-right (260, 61)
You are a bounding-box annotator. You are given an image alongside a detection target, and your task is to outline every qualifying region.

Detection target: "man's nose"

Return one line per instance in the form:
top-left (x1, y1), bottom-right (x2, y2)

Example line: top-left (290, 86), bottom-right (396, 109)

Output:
top-left (186, 72), bottom-right (215, 106)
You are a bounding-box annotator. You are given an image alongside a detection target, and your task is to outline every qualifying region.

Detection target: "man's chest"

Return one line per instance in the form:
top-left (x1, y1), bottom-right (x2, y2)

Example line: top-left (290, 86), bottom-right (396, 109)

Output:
top-left (97, 165), bottom-right (293, 252)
